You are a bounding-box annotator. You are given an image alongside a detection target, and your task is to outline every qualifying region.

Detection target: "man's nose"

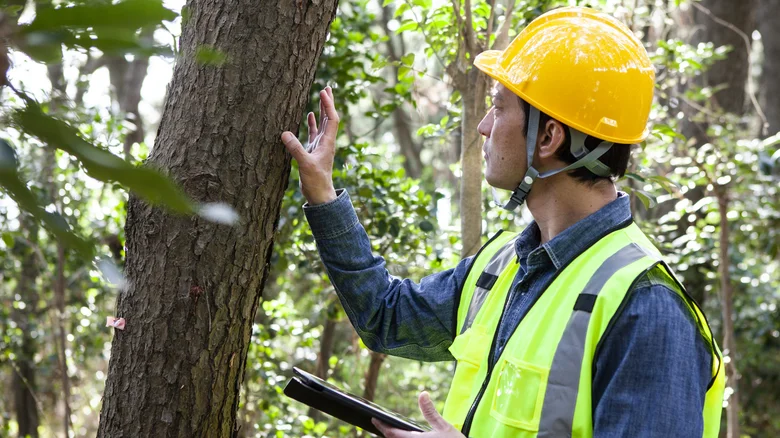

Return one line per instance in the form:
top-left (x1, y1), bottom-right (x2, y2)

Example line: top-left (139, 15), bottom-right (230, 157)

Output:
top-left (477, 110), bottom-right (492, 137)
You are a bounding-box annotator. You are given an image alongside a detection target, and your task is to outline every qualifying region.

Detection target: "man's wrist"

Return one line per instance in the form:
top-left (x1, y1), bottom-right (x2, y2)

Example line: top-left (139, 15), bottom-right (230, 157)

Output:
top-left (306, 188), bottom-right (338, 206)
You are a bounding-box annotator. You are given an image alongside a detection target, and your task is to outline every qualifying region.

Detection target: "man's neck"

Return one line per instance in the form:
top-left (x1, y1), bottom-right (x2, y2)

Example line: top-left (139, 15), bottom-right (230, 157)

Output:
top-left (526, 176), bottom-right (618, 244)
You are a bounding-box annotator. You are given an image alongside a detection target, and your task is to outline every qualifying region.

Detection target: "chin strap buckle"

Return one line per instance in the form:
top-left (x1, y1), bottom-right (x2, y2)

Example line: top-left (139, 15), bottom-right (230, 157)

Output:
top-left (504, 167), bottom-right (539, 211)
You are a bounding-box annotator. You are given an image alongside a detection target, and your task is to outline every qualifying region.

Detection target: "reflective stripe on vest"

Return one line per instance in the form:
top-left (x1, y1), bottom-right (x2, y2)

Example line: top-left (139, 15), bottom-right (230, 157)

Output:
top-left (461, 238), bottom-right (518, 335)
top-left (537, 243), bottom-right (651, 437)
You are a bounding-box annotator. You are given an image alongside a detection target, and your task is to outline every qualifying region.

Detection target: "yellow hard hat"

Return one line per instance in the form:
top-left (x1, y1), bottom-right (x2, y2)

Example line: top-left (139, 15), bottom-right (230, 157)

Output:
top-left (474, 6), bottom-right (655, 144)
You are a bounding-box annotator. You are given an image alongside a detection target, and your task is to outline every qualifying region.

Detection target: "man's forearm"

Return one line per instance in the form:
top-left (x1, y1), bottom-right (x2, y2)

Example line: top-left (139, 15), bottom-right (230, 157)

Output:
top-left (304, 189), bottom-right (470, 362)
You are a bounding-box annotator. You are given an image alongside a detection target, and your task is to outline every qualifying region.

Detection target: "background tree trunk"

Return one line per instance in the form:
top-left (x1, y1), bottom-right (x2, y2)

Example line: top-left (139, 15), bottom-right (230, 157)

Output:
top-left (716, 188), bottom-right (741, 438)
top-left (680, 0), bottom-right (755, 142)
top-left (362, 351), bottom-right (386, 402)
top-left (11, 216), bottom-right (41, 438)
top-left (379, 4), bottom-right (423, 179)
top-left (757, 0), bottom-right (780, 136)
top-left (457, 68), bottom-right (489, 257)
top-left (106, 28), bottom-right (153, 160)
top-left (96, 1), bottom-right (339, 436)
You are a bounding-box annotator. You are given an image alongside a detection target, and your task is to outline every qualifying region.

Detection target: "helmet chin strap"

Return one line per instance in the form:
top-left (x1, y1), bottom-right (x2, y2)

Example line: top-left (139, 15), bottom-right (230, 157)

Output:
top-left (502, 106), bottom-right (615, 211)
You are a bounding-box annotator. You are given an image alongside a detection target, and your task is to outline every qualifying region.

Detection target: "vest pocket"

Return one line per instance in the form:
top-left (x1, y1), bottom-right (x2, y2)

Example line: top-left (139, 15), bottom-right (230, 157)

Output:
top-left (490, 356), bottom-right (549, 431)
top-left (444, 324), bottom-right (491, 428)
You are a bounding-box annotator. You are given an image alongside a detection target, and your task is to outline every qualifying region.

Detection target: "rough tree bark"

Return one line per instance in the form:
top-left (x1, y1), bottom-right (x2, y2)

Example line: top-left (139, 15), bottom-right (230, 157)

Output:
top-left (96, 1), bottom-right (339, 436)
top-left (757, 0), bottom-right (780, 136)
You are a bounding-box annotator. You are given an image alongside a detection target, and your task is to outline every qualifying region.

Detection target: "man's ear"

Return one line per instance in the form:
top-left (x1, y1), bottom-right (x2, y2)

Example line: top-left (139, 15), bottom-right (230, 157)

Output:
top-left (537, 119), bottom-right (567, 159)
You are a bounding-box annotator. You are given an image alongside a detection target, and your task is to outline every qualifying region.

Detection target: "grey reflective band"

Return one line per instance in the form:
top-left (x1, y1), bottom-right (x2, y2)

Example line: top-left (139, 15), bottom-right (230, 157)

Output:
top-left (537, 243), bottom-right (656, 437)
top-left (461, 236), bottom-right (518, 334)
top-left (502, 107), bottom-right (615, 211)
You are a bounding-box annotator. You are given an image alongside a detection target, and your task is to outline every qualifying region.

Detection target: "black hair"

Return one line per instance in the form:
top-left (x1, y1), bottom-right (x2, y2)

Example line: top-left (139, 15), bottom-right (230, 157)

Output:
top-left (519, 98), bottom-right (632, 185)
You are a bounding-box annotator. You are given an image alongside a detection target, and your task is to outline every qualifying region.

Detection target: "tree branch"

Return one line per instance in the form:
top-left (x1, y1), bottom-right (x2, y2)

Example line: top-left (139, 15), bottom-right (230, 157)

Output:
top-left (486, 0), bottom-right (498, 47)
top-left (491, 0), bottom-right (516, 50)
top-left (463, 0), bottom-right (477, 54)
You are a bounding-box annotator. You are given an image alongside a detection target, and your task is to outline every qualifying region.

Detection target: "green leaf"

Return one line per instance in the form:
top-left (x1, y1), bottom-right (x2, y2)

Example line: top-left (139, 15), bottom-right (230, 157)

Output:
top-left (13, 102), bottom-right (195, 214)
top-left (1, 232), bottom-right (13, 248)
top-left (625, 172), bottom-right (646, 183)
top-left (26, 0), bottom-right (177, 32)
top-left (625, 187), bottom-right (657, 209)
top-left (419, 220), bottom-right (434, 232)
top-left (412, 0), bottom-right (432, 9)
top-left (394, 3), bottom-right (410, 18)
top-left (195, 45), bottom-right (228, 66)
top-left (396, 20), bottom-right (418, 34)
top-left (370, 57), bottom-right (389, 70)
top-left (401, 53), bottom-right (415, 66)
top-left (358, 186), bottom-right (373, 198)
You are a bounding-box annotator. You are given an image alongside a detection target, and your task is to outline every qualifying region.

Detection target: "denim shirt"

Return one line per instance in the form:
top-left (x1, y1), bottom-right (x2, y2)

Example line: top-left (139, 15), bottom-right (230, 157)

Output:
top-left (304, 190), bottom-right (712, 437)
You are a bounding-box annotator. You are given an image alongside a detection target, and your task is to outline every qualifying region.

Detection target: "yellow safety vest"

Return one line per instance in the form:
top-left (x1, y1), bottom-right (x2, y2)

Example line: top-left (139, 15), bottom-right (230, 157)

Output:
top-left (442, 222), bottom-right (724, 437)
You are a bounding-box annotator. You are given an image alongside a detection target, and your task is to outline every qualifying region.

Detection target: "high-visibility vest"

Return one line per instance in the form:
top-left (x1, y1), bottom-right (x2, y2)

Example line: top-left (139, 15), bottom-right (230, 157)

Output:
top-left (442, 221), bottom-right (725, 437)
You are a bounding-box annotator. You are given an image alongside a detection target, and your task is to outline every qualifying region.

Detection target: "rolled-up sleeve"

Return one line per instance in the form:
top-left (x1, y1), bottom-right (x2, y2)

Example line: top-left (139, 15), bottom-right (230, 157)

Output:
top-left (304, 189), bottom-right (472, 362)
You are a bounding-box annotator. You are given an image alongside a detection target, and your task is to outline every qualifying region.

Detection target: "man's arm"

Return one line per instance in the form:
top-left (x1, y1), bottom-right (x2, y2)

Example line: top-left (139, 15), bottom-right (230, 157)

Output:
top-left (592, 270), bottom-right (712, 437)
top-left (304, 189), bottom-right (472, 362)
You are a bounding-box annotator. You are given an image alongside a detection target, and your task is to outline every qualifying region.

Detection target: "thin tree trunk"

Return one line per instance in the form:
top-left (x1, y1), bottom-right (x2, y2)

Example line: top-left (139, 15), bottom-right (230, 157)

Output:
top-left (309, 310), bottom-right (338, 421)
top-left (12, 216), bottom-right (41, 438)
top-left (316, 316), bottom-right (338, 379)
top-left (716, 188), bottom-right (741, 438)
top-left (458, 67), bottom-right (489, 257)
top-left (45, 63), bottom-right (72, 438)
top-left (96, 1), bottom-right (339, 436)
top-left (757, 0), bottom-right (780, 136)
top-left (379, 4), bottom-right (423, 179)
top-left (106, 27), bottom-right (154, 160)
top-left (362, 351), bottom-right (386, 402)
top-left (55, 243), bottom-right (73, 438)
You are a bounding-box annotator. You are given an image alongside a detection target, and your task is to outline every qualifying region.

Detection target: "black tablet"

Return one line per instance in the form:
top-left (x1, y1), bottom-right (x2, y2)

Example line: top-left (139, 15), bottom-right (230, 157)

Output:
top-left (284, 367), bottom-right (432, 436)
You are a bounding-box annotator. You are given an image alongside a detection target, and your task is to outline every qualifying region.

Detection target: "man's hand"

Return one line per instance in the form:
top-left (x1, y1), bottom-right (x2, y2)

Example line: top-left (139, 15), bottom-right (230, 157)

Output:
top-left (280, 87), bottom-right (340, 205)
top-left (372, 392), bottom-right (465, 438)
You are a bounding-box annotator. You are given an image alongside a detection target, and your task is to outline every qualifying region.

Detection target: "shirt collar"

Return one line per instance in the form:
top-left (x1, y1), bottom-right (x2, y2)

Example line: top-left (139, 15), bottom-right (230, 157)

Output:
top-left (514, 192), bottom-right (633, 270)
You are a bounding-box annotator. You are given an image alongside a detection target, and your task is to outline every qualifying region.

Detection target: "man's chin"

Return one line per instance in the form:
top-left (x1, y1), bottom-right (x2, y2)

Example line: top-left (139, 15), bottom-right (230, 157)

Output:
top-left (485, 175), bottom-right (512, 191)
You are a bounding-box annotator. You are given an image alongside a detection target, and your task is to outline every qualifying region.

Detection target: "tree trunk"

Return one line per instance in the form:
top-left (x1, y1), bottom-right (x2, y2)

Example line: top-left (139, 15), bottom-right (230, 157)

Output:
top-left (716, 188), bottom-right (741, 438)
top-left (96, 1), bottom-right (339, 436)
top-left (11, 217), bottom-right (41, 438)
top-left (671, 0), bottom-right (755, 307)
top-left (106, 27), bottom-right (154, 160)
top-left (379, 4), bottom-right (423, 179)
top-left (362, 351), bottom-right (386, 402)
top-left (54, 243), bottom-right (73, 438)
top-left (458, 67), bottom-right (489, 257)
top-left (680, 0), bottom-right (755, 142)
top-left (757, 0), bottom-right (780, 136)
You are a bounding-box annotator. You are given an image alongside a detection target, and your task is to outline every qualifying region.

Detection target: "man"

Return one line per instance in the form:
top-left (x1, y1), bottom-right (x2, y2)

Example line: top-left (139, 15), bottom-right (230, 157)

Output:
top-left (281, 6), bottom-right (724, 438)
